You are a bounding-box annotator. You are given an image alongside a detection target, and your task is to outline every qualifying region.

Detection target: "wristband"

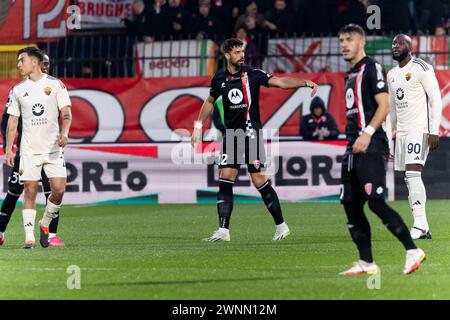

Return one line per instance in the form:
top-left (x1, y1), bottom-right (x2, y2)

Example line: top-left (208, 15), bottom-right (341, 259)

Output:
top-left (364, 125), bottom-right (376, 136)
top-left (194, 121), bottom-right (203, 129)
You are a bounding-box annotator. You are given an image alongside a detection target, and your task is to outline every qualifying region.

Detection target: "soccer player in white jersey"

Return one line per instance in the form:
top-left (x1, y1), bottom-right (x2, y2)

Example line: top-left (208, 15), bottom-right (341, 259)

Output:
top-left (387, 34), bottom-right (442, 240)
top-left (5, 47), bottom-right (72, 248)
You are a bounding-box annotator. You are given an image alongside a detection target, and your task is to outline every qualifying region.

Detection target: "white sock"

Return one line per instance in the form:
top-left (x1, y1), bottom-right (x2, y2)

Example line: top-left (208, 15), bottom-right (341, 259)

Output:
top-left (41, 200), bottom-right (61, 228)
top-left (404, 175), bottom-right (413, 208)
top-left (218, 227), bottom-right (229, 233)
top-left (405, 171), bottom-right (428, 230)
top-left (49, 232), bottom-right (56, 239)
top-left (22, 209), bottom-right (36, 243)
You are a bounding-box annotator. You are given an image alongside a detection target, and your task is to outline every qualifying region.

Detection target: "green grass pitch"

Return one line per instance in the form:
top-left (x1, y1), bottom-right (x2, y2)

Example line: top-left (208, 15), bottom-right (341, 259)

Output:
top-left (1, 200), bottom-right (449, 299)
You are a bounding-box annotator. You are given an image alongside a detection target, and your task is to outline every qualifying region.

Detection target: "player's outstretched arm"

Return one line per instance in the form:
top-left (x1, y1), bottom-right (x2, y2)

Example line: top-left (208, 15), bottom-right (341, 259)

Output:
top-left (5, 115), bottom-right (18, 167)
top-left (353, 92), bottom-right (390, 153)
top-left (191, 95), bottom-right (215, 148)
top-left (268, 77), bottom-right (318, 97)
top-left (58, 106), bottom-right (72, 147)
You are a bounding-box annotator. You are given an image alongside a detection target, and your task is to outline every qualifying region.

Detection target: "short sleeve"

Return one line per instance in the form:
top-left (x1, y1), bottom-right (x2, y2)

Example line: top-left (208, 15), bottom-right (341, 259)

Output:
top-left (6, 89), bottom-right (20, 117)
top-left (209, 75), bottom-right (221, 100)
top-left (252, 68), bottom-right (272, 87)
top-left (367, 62), bottom-right (387, 95)
top-left (56, 80), bottom-right (71, 110)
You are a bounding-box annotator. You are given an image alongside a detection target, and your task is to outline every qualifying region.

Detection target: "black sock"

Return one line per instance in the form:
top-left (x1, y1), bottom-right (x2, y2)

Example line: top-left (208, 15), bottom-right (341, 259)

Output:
top-left (49, 212), bottom-right (60, 234)
top-left (257, 180), bottom-right (284, 225)
top-left (43, 191), bottom-right (59, 234)
top-left (217, 178), bottom-right (234, 229)
top-left (0, 193), bottom-right (20, 233)
top-left (368, 199), bottom-right (417, 250)
top-left (343, 202), bottom-right (373, 263)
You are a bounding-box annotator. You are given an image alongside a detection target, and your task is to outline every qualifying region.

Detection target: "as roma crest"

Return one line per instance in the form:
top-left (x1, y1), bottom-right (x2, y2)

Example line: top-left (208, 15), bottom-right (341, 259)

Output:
top-left (44, 87), bottom-right (52, 95)
top-left (405, 72), bottom-right (411, 81)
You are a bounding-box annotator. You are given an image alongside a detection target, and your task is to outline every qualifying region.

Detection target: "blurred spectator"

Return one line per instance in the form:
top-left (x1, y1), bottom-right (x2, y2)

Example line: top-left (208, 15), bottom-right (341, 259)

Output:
top-left (264, 0), bottom-right (296, 36)
top-left (298, 0), bottom-right (336, 35)
top-left (234, 1), bottom-right (267, 35)
top-left (435, 25), bottom-right (447, 36)
top-left (416, 0), bottom-right (446, 35)
top-left (300, 96), bottom-right (339, 140)
top-left (152, 0), bottom-right (168, 13)
top-left (209, 0), bottom-right (240, 37)
top-left (239, 0), bottom-right (273, 14)
top-left (234, 1), bottom-right (268, 58)
top-left (122, 0), bottom-right (156, 43)
top-left (150, 0), bottom-right (171, 39)
top-left (374, 0), bottom-right (411, 33)
top-left (333, 0), bottom-right (368, 33)
top-left (190, 0), bottom-right (223, 40)
top-left (235, 27), bottom-right (261, 68)
top-left (166, 0), bottom-right (191, 37)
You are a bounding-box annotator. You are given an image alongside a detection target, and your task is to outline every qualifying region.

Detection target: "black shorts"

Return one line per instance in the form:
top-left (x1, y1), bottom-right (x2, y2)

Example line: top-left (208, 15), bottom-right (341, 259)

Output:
top-left (7, 151), bottom-right (51, 195)
top-left (340, 151), bottom-right (387, 203)
top-left (218, 129), bottom-right (266, 173)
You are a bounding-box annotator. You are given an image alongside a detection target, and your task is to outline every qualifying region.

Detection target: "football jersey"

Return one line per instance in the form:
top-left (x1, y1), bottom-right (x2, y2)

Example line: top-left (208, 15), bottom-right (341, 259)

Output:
top-left (7, 74), bottom-right (71, 155)
top-left (387, 57), bottom-right (440, 135)
top-left (209, 65), bottom-right (272, 131)
top-left (344, 56), bottom-right (388, 152)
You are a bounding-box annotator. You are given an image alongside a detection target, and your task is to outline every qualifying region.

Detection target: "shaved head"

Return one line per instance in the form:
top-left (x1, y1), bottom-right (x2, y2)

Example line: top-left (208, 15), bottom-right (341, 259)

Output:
top-left (394, 34), bottom-right (412, 49)
top-left (392, 34), bottom-right (412, 63)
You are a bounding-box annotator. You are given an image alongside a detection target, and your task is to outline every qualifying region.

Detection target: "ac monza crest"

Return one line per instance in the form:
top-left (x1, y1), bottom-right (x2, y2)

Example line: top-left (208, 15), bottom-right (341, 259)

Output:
top-left (44, 86), bottom-right (52, 95)
top-left (253, 160), bottom-right (261, 169)
top-left (364, 183), bottom-right (372, 195)
top-left (405, 72), bottom-right (411, 81)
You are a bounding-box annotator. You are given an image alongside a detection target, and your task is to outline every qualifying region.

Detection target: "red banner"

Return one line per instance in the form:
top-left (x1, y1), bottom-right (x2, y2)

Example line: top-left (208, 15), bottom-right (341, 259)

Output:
top-left (0, 0), bottom-right (68, 44)
top-left (1, 71), bottom-right (449, 142)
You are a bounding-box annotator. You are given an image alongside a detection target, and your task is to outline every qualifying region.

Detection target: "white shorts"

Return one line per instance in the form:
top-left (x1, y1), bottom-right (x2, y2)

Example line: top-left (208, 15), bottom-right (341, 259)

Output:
top-left (19, 151), bottom-right (67, 181)
top-left (394, 132), bottom-right (429, 171)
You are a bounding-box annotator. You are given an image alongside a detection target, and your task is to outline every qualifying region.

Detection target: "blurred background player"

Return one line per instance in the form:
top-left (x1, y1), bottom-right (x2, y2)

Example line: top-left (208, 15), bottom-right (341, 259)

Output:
top-left (388, 34), bottom-right (442, 240)
top-left (5, 47), bottom-right (72, 248)
top-left (300, 96), bottom-right (339, 141)
top-left (337, 24), bottom-right (424, 276)
top-left (0, 53), bottom-right (64, 248)
top-left (191, 38), bottom-right (318, 242)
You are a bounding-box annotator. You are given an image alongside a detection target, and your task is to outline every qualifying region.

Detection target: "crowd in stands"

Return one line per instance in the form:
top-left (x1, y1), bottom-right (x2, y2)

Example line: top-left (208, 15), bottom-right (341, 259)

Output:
top-left (122, 0), bottom-right (450, 43)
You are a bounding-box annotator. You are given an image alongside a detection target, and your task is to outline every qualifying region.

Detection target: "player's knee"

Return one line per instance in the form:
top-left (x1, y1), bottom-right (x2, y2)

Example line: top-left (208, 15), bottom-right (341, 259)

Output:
top-left (24, 182), bottom-right (39, 194)
top-left (251, 174), bottom-right (266, 189)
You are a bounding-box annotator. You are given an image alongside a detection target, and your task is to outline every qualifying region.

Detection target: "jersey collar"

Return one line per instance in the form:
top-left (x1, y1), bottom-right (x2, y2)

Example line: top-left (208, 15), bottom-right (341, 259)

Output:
top-left (347, 56), bottom-right (370, 74)
top-left (26, 73), bottom-right (47, 84)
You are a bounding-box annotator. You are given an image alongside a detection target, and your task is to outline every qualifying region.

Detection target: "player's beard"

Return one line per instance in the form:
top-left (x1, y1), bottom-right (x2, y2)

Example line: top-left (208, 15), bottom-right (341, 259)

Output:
top-left (392, 49), bottom-right (409, 62)
top-left (229, 59), bottom-right (243, 71)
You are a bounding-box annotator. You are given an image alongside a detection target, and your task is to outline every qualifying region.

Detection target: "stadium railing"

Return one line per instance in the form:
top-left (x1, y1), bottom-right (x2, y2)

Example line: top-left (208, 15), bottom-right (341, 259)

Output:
top-left (3, 31), bottom-right (447, 79)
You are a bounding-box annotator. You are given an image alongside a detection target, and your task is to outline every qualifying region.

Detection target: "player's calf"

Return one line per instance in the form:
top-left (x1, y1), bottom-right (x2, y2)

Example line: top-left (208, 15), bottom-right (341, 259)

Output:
top-left (368, 199), bottom-right (417, 251)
